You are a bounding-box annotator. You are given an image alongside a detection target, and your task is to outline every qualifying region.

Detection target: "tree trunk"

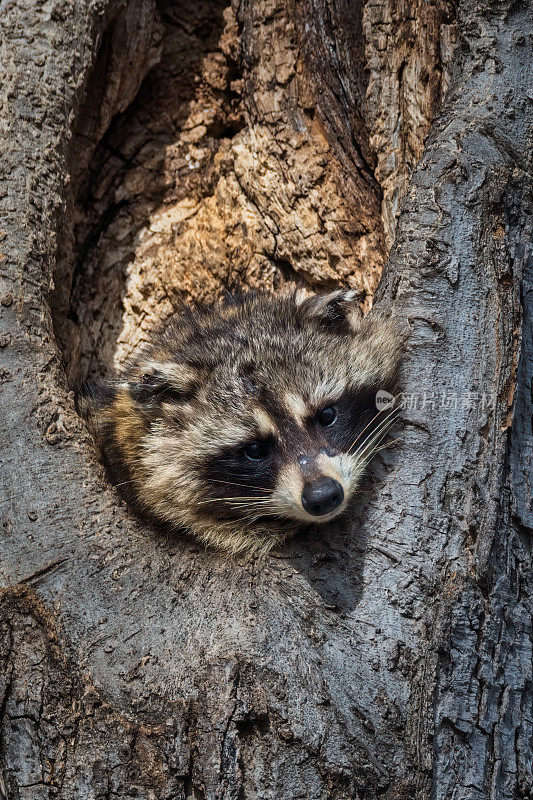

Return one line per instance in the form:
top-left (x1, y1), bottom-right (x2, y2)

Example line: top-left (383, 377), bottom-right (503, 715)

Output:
top-left (0, 0), bottom-right (531, 797)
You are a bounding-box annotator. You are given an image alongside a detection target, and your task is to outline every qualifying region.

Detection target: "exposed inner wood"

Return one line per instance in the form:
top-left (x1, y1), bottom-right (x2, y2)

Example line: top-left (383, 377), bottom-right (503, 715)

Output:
top-left (52, 0), bottom-right (456, 385)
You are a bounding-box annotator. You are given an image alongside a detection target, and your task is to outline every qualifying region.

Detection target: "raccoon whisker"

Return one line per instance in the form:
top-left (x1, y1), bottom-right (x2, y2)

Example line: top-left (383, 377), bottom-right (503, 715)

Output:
top-left (220, 481), bottom-right (273, 494)
top-left (239, 512), bottom-right (288, 522)
top-left (347, 403), bottom-right (401, 455)
top-left (198, 497), bottom-right (275, 504)
top-left (371, 437), bottom-right (401, 455)
top-left (348, 406), bottom-right (400, 457)
top-left (208, 479), bottom-right (274, 493)
top-left (353, 421), bottom-right (398, 468)
top-left (231, 507), bottom-right (283, 516)
top-left (113, 478), bottom-right (140, 489)
top-left (362, 413), bottom-right (398, 450)
top-left (230, 504), bottom-right (278, 514)
top-left (227, 499), bottom-right (275, 504)
top-left (197, 500), bottom-right (282, 517)
top-left (358, 437), bottom-right (398, 467)
top-left (224, 500), bottom-right (284, 513)
top-left (225, 502), bottom-right (281, 511)
top-left (236, 511), bottom-right (286, 523)
top-left (219, 502), bottom-right (282, 518)
top-left (348, 394), bottom-right (400, 452)
top-left (351, 414), bottom-right (398, 463)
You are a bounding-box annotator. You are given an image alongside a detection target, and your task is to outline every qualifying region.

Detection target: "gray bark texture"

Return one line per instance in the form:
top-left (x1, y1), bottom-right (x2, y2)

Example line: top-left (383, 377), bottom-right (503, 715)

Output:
top-left (0, 0), bottom-right (531, 798)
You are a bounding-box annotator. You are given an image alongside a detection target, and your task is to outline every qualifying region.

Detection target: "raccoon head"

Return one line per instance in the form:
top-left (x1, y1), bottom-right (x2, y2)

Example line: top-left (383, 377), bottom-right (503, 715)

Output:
top-left (78, 291), bottom-right (404, 556)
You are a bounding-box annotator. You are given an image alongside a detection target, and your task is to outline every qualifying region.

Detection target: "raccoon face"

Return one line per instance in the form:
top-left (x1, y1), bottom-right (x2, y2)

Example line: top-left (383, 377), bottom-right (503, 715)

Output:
top-left (79, 291), bottom-right (404, 555)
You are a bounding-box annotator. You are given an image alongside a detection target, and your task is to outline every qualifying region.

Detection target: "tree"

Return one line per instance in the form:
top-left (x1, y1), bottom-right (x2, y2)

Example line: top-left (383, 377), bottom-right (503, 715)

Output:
top-left (0, 0), bottom-right (531, 796)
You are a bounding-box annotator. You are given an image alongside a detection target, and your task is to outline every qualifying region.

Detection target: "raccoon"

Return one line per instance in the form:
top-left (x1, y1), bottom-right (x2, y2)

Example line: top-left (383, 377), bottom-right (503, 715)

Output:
top-left (77, 290), bottom-right (404, 556)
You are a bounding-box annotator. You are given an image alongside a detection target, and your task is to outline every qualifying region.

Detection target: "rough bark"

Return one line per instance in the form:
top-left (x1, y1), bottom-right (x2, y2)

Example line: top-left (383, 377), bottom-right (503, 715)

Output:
top-left (0, 0), bottom-right (531, 799)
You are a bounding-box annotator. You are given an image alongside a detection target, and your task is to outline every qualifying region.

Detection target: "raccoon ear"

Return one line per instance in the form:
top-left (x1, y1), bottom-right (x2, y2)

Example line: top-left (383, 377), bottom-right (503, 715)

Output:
top-left (296, 289), bottom-right (362, 331)
top-left (127, 364), bottom-right (196, 409)
top-left (75, 381), bottom-right (117, 438)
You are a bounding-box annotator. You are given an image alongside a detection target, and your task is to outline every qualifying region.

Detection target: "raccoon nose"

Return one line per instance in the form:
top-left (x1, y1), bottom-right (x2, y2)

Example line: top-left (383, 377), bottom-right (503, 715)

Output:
top-left (301, 478), bottom-right (344, 517)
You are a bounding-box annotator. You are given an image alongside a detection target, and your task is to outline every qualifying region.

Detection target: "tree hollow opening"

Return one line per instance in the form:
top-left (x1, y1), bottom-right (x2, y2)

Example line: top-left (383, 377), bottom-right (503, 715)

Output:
top-left (51, 0), bottom-right (457, 385)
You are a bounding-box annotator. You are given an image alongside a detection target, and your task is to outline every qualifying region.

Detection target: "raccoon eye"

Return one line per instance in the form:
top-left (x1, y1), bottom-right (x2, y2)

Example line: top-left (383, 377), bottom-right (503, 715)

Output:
top-left (244, 442), bottom-right (269, 460)
top-left (317, 405), bottom-right (337, 426)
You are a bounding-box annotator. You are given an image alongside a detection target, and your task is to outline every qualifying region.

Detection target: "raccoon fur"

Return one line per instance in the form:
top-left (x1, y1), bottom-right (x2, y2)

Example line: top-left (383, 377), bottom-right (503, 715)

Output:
top-left (77, 290), bottom-right (404, 556)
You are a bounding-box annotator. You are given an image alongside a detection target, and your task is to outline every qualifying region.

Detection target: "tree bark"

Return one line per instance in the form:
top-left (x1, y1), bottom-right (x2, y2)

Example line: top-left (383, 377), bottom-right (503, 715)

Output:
top-left (0, 0), bottom-right (531, 798)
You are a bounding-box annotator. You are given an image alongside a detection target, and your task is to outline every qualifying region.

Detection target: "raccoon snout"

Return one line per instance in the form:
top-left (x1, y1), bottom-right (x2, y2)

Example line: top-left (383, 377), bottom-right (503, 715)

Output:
top-left (301, 478), bottom-right (344, 517)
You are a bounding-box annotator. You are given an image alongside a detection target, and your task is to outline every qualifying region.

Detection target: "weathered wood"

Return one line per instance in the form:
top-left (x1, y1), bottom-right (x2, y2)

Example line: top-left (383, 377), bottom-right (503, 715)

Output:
top-left (376, 0), bottom-right (533, 792)
top-left (0, 0), bottom-right (531, 797)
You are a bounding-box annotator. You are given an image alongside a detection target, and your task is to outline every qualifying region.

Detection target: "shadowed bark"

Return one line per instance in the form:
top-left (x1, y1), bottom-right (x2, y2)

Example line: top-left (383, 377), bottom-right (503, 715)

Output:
top-left (0, 0), bottom-right (531, 798)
